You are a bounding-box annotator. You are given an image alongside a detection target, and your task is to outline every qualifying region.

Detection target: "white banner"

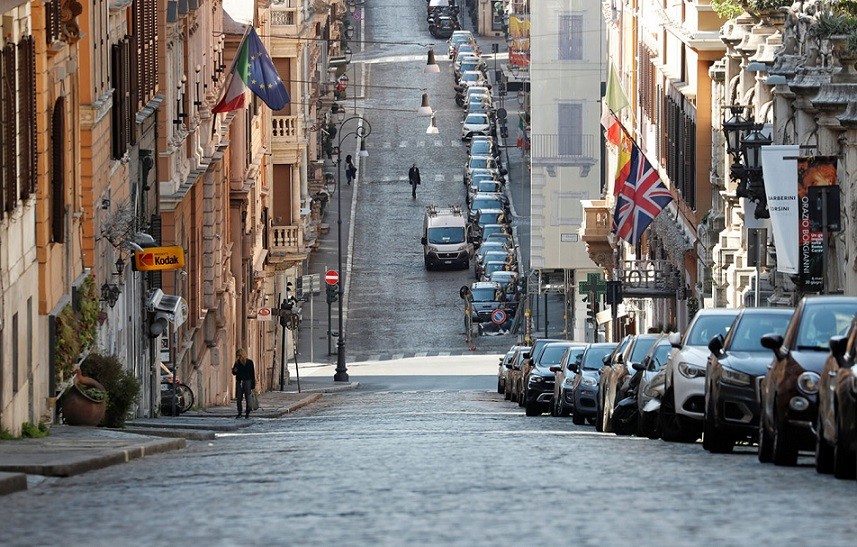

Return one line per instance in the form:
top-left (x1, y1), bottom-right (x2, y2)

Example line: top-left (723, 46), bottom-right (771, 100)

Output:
top-left (761, 145), bottom-right (800, 274)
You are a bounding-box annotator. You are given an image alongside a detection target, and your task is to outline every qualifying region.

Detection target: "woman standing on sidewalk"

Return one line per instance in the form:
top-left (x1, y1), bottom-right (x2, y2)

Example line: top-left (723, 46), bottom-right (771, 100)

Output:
top-left (232, 349), bottom-right (256, 419)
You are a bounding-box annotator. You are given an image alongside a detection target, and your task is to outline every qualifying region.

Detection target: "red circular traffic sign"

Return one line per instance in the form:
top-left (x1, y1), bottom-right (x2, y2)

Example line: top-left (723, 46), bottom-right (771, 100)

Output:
top-left (491, 309), bottom-right (507, 325)
top-left (257, 307), bottom-right (271, 318)
top-left (325, 269), bottom-right (339, 285)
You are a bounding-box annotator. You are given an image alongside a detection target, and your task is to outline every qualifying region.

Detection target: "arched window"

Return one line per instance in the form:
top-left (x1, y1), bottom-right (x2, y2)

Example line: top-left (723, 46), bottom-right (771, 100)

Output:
top-left (51, 97), bottom-right (65, 243)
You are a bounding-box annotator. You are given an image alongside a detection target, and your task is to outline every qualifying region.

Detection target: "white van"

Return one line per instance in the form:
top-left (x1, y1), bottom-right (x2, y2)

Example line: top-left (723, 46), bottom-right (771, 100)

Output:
top-left (421, 205), bottom-right (473, 270)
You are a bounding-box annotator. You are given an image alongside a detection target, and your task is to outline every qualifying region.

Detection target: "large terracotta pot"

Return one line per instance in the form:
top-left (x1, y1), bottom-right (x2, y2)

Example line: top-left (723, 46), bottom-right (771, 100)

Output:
top-left (60, 372), bottom-right (107, 426)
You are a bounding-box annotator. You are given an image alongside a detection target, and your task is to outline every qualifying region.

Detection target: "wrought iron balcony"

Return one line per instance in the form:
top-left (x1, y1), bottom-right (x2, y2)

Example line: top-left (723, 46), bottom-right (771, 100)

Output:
top-left (621, 259), bottom-right (682, 298)
top-left (531, 134), bottom-right (597, 173)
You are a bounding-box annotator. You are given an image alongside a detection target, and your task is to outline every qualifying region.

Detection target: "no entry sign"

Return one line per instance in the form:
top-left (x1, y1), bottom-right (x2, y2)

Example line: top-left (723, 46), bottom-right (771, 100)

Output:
top-left (325, 269), bottom-right (339, 285)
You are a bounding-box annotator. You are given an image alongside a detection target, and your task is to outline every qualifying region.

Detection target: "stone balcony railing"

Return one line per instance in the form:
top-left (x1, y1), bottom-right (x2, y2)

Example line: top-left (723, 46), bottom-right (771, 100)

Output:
top-left (270, 1), bottom-right (299, 30)
top-left (582, 200), bottom-right (614, 271)
top-left (621, 259), bottom-right (682, 298)
top-left (271, 116), bottom-right (300, 163)
top-left (268, 224), bottom-right (308, 264)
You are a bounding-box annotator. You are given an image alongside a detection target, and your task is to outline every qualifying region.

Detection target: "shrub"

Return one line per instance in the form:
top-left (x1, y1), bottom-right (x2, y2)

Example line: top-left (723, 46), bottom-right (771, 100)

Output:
top-left (81, 353), bottom-right (141, 428)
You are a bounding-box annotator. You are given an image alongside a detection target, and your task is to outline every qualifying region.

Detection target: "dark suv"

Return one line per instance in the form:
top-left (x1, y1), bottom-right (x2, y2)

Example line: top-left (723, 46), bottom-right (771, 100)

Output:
top-left (523, 341), bottom-right (577, 416)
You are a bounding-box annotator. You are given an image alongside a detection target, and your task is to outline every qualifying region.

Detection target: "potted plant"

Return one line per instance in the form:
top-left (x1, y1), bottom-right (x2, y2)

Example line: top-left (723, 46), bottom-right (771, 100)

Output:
top-left (59, 370), bottom-right (107, 426)
top-left (81, 353), bottom-right (141, 428)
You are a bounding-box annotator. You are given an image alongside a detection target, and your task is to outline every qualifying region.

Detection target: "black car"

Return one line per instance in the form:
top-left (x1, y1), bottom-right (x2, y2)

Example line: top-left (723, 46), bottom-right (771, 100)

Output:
top-left (703, 308), bottom-right (794, 453)
top-left (817, 315), bottom-right (857, 479)
top-left (568, 343), bottom-right (618, 425)
top-left (759, 296), bottom-right (857, 466)
top-left (523, 341), bottom-right (577, 416)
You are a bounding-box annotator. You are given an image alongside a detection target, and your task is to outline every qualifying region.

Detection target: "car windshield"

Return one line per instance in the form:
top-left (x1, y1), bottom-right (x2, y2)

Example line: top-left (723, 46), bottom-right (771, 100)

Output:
top-left (471, 142), bottom-right (491, 155)
top-left (491, 273), bottom-right (515, 283)
top-left (478, 212), bottom-right (503, 225)
top-left (483, 226), bottom-right (508, 238)
top-left (484, 262), bottom-right (505, 276)
top-left (476, 182), bottom-right (501, 193)
top-left (583, 346), bottom-right (616, 369)
top-left (539, 345), bottom-right (572, 366)
top-left (630, 337), bottom-right (658, 363)
top-left (472, 197), bottom-right (502, 210)
top-left (465, 114), bottom-right (487, 124)
top-left (461, 72), bottom-right (479, 82)
top-left (427, 226), bottom-right (464, 245)
top-left (564, 347), bottom-right (586, 368)
top-left (469, 158), bottom-right (491, 169)
top-left (649, 343), bottom-right (672, 369)
top-left (795, 302), bottom-right (857, 350)
top-left (685, 314), bottom-right (739, 346)
top-left (470, 287), bottom-right (499, 302)
top-left (729, 312), bottom-right (793, 352)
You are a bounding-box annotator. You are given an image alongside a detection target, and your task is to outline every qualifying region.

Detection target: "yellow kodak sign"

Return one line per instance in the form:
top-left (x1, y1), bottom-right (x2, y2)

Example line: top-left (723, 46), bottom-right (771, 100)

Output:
top-left (134, 246), bottom-right (186, 271)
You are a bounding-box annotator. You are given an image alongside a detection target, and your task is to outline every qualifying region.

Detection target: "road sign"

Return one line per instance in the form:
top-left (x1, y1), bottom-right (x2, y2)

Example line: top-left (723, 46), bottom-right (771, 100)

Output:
top-left (491, 309), bottom-right (507, 325)
top-left (133, 246), bottom-right (185, 272)
top-left (303, 273), bottom-right (321, 295)
top-left (256, 307), bottom-right (272, 321)
top-left (325, 269), bottom-right (339, 285)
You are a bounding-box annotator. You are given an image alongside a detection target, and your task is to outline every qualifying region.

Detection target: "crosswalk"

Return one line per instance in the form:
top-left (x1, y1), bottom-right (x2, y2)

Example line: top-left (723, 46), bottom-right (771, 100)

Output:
top-left (368, 140), bottom-right (463, 150)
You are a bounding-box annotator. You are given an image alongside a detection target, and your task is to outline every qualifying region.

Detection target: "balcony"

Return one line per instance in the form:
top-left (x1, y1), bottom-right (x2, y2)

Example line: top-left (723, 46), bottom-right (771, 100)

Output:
top-left (581, 200), bottom-right (614, 271)
top-left (270, 116), bottom-right (301, 164)
top-left (268, 224), bottom-right (308, 267)
top-left (270, 0), bottom-right (300, 54)
top-left (531, 134), bottom-right (598, 175)
top-left (621, 259), bottom-right (682, 298)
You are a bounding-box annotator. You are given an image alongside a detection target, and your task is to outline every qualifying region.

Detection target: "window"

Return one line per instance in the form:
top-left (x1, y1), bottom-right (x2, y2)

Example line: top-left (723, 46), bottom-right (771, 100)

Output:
top-left (132, 0), bottom-right (159, 107)
top-left (111, 38), bottom-right (134, 159)
top-left (1, 43), bottom-right (17, 213)
top-left (51, 98), bottom-right (65, 243)
top-left (12, 312), bottom-right (18, 394)
top-left (558, 14), bottom-right (583, 61)
top-left (558, 103), bottom-right (582, 156)
top-left (18, 37), bottom-right (36, 200)
top-left (663, 91), bottom-right (696, 209)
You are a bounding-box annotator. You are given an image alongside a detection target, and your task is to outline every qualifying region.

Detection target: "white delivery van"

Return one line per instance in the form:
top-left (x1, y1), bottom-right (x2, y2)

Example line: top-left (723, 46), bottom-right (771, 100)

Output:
top-left (421, 205), bottom-right (473, 270)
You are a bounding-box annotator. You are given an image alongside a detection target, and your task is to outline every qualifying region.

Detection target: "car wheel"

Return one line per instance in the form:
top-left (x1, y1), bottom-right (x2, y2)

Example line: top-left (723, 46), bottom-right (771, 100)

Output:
top-left (638, 411), bottom-right (658, 439)
top-left (659, 387), bottom-right (683, 442)
top-left (702, 414), bottom-right (734, 454)
top-left (504, 382), bottom-right (512, 400)
top-left (815, 416), bottom-right (834, 474)
top-left (758, 417), bottom-right (774, 463)
top-left (517, 387), bottom-right (525, 407)
top-left (497, 378), bottom-right (504, 395)
top-left (833, 432), bottom-right (856, 480)
top-left (772, 409), bottom-right (799, 466)
top-left (572, 412), bottom-right (585, 426)
top-left (525, 399), bottom-right (541, 417)
top-left (595, 392), bottom-right (604, 433)
top-left (549, 397), bottom-right (557, 417)
top-left (558, 396), bottom-right (570, 418)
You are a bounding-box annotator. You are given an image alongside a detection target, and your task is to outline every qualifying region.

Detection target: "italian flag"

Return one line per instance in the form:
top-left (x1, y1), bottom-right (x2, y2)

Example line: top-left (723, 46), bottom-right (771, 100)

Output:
top-left (212, 38), bottom-right (251, 114)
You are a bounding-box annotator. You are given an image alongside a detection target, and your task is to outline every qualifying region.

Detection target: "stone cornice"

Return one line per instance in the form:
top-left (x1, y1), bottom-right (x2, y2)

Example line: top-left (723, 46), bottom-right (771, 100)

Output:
top-left (79, 88), bottom-right (114, 130)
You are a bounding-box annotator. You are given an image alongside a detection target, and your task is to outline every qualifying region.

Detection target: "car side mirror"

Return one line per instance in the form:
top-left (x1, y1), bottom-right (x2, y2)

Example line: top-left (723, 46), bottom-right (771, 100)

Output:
top-left (602, 355), bottom-right (611, 365)
top-left (421, 237), bottom-right (427, 245)
top-left (549, 366), bottom-right (560, 373)
top-left (760, 333), bottom-right (786, 360)
top-left (830, 335), bottom-right (848, 359)
top-left (708, 334), bottom-right (724, 357)
top-left (569, 363), bottom-right (580, 373)
top-left (631, 362), bottom-right (645, 372)
top-left (668, 332), bottom-right (682, 348)
top-left (505, 363), bottom-right (513, 369)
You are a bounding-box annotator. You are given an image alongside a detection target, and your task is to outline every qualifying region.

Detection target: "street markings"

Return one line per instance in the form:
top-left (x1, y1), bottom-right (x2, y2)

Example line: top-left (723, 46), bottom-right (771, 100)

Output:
top-left (417, 141), bottom-right (425, 147)
top-left (399, 141), bottom-right (409, 148)
top-left (434, 174), bottom-right (444, 182)
top-left (434, 140), bottom-right (444, 147)
top-left (383, 142), bottom-right (392, 149)
top-left (450, 140), bottom-right (462, 147)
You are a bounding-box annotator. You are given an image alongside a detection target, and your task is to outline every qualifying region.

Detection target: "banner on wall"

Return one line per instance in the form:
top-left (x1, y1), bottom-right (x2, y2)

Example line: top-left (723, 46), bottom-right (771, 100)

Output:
top-left (760, 145), bottom-right (800, 274)
top-left (797, 156), bottom-right (837, 292)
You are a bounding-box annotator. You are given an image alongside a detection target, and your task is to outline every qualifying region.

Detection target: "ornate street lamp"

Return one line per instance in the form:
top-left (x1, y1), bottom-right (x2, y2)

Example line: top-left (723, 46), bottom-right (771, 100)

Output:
top-left (333, 113), bottom-right (372, 381)
top-left (722, 106), bottom-right (752, 157)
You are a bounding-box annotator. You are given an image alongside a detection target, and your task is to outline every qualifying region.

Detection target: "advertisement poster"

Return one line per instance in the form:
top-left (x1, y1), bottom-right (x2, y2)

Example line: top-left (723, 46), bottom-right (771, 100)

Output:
top-left (760, 145), bottom-right (799, 274)
top-left (797, 156), bottom-right (837, 292)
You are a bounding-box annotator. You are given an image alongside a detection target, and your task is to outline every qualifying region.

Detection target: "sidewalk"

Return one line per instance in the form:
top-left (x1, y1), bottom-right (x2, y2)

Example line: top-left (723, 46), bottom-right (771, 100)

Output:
top-left (0, 378), bottom-right (357, 496)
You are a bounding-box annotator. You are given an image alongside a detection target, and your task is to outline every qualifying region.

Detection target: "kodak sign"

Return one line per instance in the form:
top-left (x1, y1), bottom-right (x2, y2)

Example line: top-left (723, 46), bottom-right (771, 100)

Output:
top-left (133, 246), bottom-right (186, 272)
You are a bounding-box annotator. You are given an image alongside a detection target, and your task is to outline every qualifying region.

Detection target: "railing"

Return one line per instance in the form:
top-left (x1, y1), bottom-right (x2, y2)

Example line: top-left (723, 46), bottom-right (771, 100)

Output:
top-left (270, 1), bottom-right (298, 27)
top-left (269, 225), bottom-right (303, 256)
top-left (622, 259), bottom-right (681, 297)
top-left (531, 134), bottom-right (596, 162)
top-left (272, 116), bottom-right (298, 139)
top-left (582, 202), bottom-right (611, 240)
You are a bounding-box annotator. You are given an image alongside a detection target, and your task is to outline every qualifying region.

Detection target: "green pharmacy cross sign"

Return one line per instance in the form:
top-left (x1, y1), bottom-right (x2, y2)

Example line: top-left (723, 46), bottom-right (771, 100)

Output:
top-left (578, 273), bottom-right (606, 298)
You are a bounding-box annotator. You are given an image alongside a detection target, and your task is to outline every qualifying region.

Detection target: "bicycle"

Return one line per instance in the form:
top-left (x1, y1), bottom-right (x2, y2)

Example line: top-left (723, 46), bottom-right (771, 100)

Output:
top-left (160, 364), bottom-right (194, 414)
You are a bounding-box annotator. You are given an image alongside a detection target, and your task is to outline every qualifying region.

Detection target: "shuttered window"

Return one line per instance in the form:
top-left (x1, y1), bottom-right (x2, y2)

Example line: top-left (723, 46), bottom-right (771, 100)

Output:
top-left (18, 36), bottom-right (36, 199)
top-left (1, 43), bottom-right (17, 213)
top-left (45, 0), bottom-right (62, 45)
top-left (132, 0), bottom-right (159, 107)
top-left (558, 14), bottom-right (583, 61)
top-left (111, 39), bottom-right (133, 159)
top-left (51, 98), bottom-right (66, 243)
top-left (663, 92), bottom-right (697, 210)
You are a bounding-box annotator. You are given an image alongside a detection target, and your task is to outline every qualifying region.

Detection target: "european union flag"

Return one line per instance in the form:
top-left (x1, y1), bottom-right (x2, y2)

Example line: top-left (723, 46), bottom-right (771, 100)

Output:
top-left (244, 28), bottom-right (291, 111)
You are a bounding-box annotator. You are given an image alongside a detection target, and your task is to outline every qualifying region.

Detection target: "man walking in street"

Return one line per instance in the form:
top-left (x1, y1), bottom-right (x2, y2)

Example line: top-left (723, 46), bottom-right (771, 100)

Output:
top-left (232, 349), bottom-right (256, 419)
top-left (409, 163), bottom-right (421, 199)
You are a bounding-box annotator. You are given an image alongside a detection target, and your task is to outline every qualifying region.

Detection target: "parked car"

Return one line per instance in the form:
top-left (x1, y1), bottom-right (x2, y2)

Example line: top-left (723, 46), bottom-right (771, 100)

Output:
top-left (429, 15), bottom-right (458, 39)
top-left (660, 308), bottom-right (740, 442)
top-left (464, 157), bottom-right (504, 186)
top-left (498, 345), bottom-right (525, 394)
top-left (549, 343), bottom-right (589, 417)
top-left (487, 270), bottom-right (518, 289)
top-left (568, 343), bottom-right (618, 425)
top-left (524, 341), bottom-right (578, 416)
top-left (504, 346), bottom-right (531, 402)
top-left (634, 338), bottom-right (674, 438)
top-left (468, 135), bottom-right (499, 159)
top-left (758, 296), bottom-right (857, 465)
top-left (468, 180), bottom-right (503, 203)
top-left (457, 70), bottom-right (488, 89)
top-left (447, 30), bottom-right (474, 58)
top-left (468, 281), bottom-right (508, 324)
top-left (609, 334), bottom-right (674, 436)
top-left (599, 334), bottom-right (661, 433)
top-left (462, 86), bottom-right (491, 106)
top-left (517, 338), bottom-right (564, 405)
top-left (481, 225), bottom-right (512, 245)
top-left (474, 249), bottom-right (513, 279)
top-left (469, 192), bottom-right (508, 220)
top-left (818, 317), bottom-right (857, 479)
top-left (596, 336), bottom-right (631, 432)
top-left (474, 208), bottom-right (507, 229)
top-left (461, 112), bottom-right (491, 140)
top-left (703, 308), bottom-right (794, 453)
top-left (455, 58), bottom-right (487, 81)
top-left (453, 42), bottom-right (481, 62)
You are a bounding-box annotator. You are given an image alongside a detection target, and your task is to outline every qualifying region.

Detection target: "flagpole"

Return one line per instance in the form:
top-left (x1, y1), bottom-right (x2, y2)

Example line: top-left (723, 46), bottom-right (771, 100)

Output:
top-left (212, 25), bottom-right (253, 108)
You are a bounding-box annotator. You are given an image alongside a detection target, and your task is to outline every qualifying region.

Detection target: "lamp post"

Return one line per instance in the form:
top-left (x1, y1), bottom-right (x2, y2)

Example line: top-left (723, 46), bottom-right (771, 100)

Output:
top-left (333, 109), bottom-right (372, 381)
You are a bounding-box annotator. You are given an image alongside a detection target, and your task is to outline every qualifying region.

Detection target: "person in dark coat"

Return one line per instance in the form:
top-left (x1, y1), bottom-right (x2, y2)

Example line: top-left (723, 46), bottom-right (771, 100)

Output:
top-left (345, 154), bottom-right (356, 185)
top-left (232, 349), bottom-right (256, 419)
top-left (409, 163), bottom-right (421, 198)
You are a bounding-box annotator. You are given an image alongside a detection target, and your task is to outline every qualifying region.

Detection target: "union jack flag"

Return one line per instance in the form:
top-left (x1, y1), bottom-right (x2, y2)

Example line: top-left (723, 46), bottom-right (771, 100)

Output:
top-left (612, 141), bottom-right (673, 245)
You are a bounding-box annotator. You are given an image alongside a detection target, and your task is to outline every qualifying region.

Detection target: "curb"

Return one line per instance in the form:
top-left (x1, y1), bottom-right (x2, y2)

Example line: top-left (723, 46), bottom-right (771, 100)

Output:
top-left (0, 472), bottom-right (27, 495)
top-left (120, 428), bottom-right (217, 441)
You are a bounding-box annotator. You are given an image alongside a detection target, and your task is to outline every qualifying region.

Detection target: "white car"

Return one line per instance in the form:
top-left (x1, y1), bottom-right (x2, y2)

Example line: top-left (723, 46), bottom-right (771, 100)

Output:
top-left (454, 52), bottom-right (481, 73)
top-left (448, 31), bottom-right (474, 58)
top-left (461, 112), bottom-right (491, 140)
top-left (457, 70), bottom-right (487, 89)
top-left (660, 308), bottom-right (740, 442)
top-left (463, 86), bottom-right (491, 108)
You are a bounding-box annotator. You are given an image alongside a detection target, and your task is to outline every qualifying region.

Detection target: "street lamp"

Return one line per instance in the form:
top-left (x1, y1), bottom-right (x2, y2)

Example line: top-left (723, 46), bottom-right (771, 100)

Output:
top-left (424, 46), bottom-right (441, 74)
top-left (333, 111), bottom-right (372, 381)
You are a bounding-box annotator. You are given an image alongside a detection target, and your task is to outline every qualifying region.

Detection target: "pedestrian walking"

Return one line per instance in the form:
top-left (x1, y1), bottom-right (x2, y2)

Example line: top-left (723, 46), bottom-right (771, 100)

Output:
top-left (345, 154), bottom-right (356, 185)
top-left (232, 348), bottom-right (256, 419)
top-left (409, 163), bottom-right (421, 199)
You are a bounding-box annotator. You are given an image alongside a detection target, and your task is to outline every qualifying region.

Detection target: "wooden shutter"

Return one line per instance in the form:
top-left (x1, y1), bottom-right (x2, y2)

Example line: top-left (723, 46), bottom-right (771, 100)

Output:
top-left (51, 98), bottom-right (65, 242)
top-left (19, 36), bottom-right (36, 198)
top-left (2, 43), bottom-right (17, 213)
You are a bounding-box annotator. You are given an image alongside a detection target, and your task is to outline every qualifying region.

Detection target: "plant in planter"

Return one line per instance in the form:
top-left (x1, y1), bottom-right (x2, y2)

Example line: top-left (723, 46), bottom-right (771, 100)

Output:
top-left (60, 370), bottom-right (107, 426)
top-left (53, 274), bottom-right (100, 387)
top-left (81, 353), bottom-right (141, 428)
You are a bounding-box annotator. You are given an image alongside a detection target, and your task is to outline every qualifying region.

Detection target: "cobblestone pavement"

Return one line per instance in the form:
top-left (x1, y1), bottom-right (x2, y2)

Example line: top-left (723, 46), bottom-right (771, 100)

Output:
top-left (4, 363), bottom-right (856, 546)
